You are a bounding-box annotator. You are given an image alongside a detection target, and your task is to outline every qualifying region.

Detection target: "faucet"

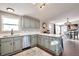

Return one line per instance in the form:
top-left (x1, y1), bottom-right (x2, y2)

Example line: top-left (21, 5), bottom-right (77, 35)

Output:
top-left (11, 29), bottom-right (14, 35)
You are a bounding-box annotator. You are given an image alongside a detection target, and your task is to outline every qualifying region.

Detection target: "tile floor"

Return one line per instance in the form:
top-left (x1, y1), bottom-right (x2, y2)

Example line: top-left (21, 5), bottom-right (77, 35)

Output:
top-left (13, 47), bottom-right (52, 56)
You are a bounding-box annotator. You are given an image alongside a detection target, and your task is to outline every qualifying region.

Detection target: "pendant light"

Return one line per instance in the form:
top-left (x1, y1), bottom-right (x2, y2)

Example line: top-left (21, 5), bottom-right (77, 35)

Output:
top-left (64, 18), bottom-right (71, 25)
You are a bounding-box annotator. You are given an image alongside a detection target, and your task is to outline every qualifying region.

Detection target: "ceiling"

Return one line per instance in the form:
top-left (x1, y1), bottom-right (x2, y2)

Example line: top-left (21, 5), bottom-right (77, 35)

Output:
top-left (0, 3), bottom-right (79, 21)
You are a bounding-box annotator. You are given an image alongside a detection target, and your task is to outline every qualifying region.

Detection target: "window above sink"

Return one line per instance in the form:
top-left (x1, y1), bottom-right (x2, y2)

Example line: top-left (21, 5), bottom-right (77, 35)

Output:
top-left (1, 16), bottom-right (20, 31)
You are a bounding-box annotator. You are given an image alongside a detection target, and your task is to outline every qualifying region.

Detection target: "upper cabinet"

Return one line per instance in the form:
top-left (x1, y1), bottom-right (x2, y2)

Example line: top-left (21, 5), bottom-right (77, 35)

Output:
top-left (22, 16), bottom-right (31, 28)
top-left (22, 16), bottom-right (40, 30)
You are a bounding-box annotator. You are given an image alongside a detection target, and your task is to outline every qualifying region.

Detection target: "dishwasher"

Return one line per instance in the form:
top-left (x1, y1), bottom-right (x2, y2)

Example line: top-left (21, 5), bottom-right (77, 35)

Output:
top-left (23, 35), bottom-right (31, 48)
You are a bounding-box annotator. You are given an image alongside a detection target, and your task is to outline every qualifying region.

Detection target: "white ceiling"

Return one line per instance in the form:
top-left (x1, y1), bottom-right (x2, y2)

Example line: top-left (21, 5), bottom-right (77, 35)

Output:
top-left (0, 3), bottom-right (79, 21)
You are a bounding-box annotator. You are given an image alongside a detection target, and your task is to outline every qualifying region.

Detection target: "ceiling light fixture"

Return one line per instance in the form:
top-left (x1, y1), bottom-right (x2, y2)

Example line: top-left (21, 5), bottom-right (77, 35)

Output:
top-left (40, 3), bottom-right (46, 8)
top-left (33, 3), bottom-right (46, 9)
top-left (6, 8), bottom-right (14, 12)
top-left (64, 18), bottom-right (71, 25)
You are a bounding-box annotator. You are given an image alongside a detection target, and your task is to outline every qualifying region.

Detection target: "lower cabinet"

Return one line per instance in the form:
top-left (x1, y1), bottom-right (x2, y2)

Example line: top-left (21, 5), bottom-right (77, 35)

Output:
top-left (37, 36), bottom-right (63, 55)
top-left (0, 36), bottom-right (23, 55)
top-left (44, 36), bottom-right (50, 49)
top-left (0, 34), bottom-right (63, 56)
top-left (49, 37), bottom-right (63, 55)
top-left (49, 37), bottom-right (56, 51)
top-left (40, 36), bottom-right (45, 46)
top-left (38, 36), bottom-right (50, 49)
top-left (30, 35), bottom-right (37, 47)
top-left (13, 37), bottom-right (23, 52)
top-left (37, 35), bottom-right (41, 45)
top-left (0, 38), bottom-right (13, 55)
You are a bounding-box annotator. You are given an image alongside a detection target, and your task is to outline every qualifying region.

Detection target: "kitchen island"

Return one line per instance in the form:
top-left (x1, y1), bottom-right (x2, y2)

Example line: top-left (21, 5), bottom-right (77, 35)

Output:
top-left (0, 32), bottom-right (63, 56)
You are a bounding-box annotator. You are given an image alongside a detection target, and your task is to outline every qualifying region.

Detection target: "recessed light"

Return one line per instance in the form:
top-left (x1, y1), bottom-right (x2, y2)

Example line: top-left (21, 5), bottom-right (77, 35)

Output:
top-left (6, 8), bottom-right (14, 12)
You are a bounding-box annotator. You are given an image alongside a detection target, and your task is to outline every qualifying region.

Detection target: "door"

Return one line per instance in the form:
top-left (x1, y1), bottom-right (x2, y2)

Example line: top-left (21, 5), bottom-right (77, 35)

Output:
top-left (40, 36), bottom-right (45, 47)
top-left (35, 20), bottom-right (40, 28)
top-left (1, 38), bottom-right (13, 55)
top-left (44, 36), bottom-right (50, 49)
top-left (30, 19), bottom-right (35, 28)
top-left (49, 37), bottom-right (60, 55)
top-left (23, 16), bottom-right (31, 28)
top-left (49, 37), bottom-right (56, 52)
top-left (30, 35), bottom-right (37, 47)
top-left (37, 35), bottom-right (41, 45)
top-left (13, 37), bottom-right (22, 51)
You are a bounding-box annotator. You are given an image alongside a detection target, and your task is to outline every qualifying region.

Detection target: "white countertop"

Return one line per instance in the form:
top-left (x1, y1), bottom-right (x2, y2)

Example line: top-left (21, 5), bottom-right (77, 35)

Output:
top-left (38, 33), bottom-right (61, 37)
top-left (0, 32), bottom-right (62, 39)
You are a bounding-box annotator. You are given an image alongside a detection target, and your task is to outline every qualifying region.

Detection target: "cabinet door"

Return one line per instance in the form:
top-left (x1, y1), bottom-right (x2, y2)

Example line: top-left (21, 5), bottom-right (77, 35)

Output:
top-left (35, 20), bottom-right (40, 28)
top-left (37, 35), bottom-right (41, 45)
top-left (1, 38), bottom-right (13, 55)
top-left (49, 37), bottom-right (56, 51)
top-left (40, 36), bottom-right (45, 47)
top-left (49, 37), bottom-right (61, 55)
top-left (30, 19), bottom-right (40, 28)
top-left (55, 38), bottom-right (63, 55)
top-left (44, 36), bottom-right (50, 49)
top-left (23, 16), bottom-right (31, 28)
top-left (30, 35), bottom-right (37, 47)
top-left (13, 37), bottom-right (22, 51)
top-left (30, 19), bottom-right (35, 28)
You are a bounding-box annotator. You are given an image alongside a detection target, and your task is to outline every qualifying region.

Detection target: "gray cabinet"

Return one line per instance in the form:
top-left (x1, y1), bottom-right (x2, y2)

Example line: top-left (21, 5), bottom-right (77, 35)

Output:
top-left (30, 19), bottom-right (35, 28)
top-left (13, 37), bottom-right (22, 52)
top-left (49, 37), bottom-right (62, 55)
top-left (37, 35), bottom-right (41, 45)
top-left (22, 16), bottom-right (31, 28)
top-left (38, 36), bottom-right (50, 49)
top-left (44, 36), bottom-right (50, 49)
top-left (49, 37), bottom-right (56, 51)
top-left (0, 36), bottom-right (23, 55)
top-left (22, 16), bottom-right (40, 30)
top-left (30, 35), bottom-right (37, 47)
top-left (0, 38), bottom-right (13, 55)
top-left (37, 36), bottom-right (63, 55)
top-left (35, 20), bottom-right (40, 28)
top-left (55, 37), bottom-right (63, 55)
top-left (0, 34), bottom-right (63, 56)
top-left (40, 36), bottom-right (45, 47)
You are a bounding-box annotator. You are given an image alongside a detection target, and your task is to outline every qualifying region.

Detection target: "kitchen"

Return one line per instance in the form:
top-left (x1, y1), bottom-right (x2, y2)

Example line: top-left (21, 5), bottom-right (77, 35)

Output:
top-left (0, 3), bottom-right (79, 56)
